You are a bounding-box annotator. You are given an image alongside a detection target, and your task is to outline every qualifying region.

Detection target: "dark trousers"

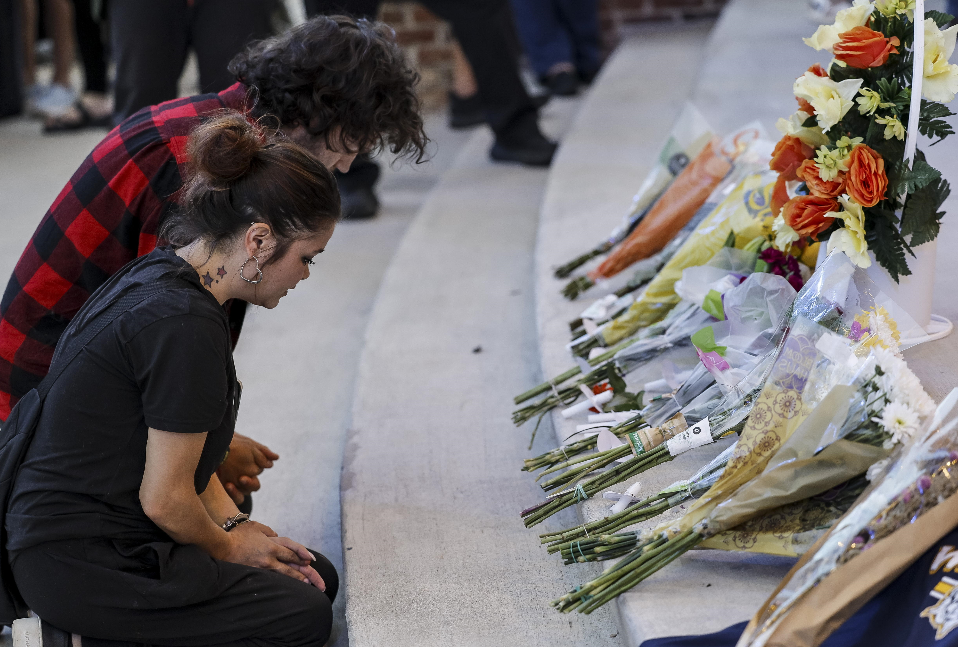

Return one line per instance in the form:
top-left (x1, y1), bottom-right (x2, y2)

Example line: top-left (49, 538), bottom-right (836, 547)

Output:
top-left (0, 0), bottom-right (22, 118)
top-left (72, 0), bottom-right (109, 94)
top-left (508, 0), bottom-right (601, 78)
top-left (305, 0), bottom-right (535, 135)
top-left (12, 538), bottom-right (338, 647)
top-left (109, 0), bottom-right (274, 123)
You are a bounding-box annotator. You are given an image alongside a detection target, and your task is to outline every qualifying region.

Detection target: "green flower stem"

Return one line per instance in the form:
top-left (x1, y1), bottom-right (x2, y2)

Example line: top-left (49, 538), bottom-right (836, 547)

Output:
top-left (579, 531), bottom-right (701, 614)
top-left (554, 243), bottom-right (613, 279)
top-left (560, 532), bottom-right (640, 564)
top-left (521, 445), bottom-right (672, 527)
top-left (512, 364), bottom-right (614, 425)
top-left (543, 496), bottom-right (672, 550)
top-left (523, 436), bottom-right (600, 472)
top-left (514, 366), bottom-right (584, 405)
top-left (539, 445), bottom-right (633, 491)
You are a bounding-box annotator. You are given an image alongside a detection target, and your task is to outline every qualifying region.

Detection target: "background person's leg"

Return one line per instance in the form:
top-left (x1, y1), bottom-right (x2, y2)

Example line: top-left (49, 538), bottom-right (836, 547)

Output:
top-left (190, 0), bottom-right (275, 95)
top-left (507, 0), bottom-right (570, 79)
top-left (554, 0), bottom-right (601, 83)
top-left (109, 0), bottom-right (189, 123)
top-left (420, 0), bottom-right (557, 165)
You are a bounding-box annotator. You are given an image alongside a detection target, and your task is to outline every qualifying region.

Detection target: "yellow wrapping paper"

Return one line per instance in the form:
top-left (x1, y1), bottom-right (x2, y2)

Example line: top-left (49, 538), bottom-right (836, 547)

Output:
top-left (652, 319), bottom-right (828, 538)
top-left (601, 171), bottom-right (776, 347)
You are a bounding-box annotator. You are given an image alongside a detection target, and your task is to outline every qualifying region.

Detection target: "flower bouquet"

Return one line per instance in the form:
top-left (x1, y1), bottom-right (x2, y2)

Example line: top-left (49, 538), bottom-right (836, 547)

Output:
top-left (770, 1), bottom-right (955, 281)
top-left (552, 311), bottom-right (934, 614)
top-left (738, 387), bottom-right (958, 647)
top-left (553, 103), bottom-right (713, 279)
top-left (561, 127), bottom-right (767, 301)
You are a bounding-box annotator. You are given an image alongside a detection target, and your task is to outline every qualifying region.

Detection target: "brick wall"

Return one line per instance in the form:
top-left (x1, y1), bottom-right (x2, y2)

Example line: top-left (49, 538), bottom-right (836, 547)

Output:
top-left (378, 0), bottom-right (726, 111)
top-left (377, 3), bottom-right (454, 111)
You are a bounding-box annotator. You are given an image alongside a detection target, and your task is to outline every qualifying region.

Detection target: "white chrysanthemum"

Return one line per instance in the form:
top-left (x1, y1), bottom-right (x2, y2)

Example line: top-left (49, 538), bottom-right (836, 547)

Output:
top-left (874, 400), bottom-right (921, 446)
top-left (872, 346), bottom-right (936, 417)
top-left (866, 457), bottom-right (891, 482)
top-left (868, 309), bottom-right (902, 356)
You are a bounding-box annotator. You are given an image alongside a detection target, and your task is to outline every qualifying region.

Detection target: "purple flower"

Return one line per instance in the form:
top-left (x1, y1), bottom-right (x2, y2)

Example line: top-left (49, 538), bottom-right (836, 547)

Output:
top-left (919, 476), bottom-right (932, 492)
top-left (849, 320), bottom-right (870, 342)
top-left (852, 535), bottom-right (865, 546)
top-left (787, 272), bottom-right (804, 292)
top-left (902, 490), bottom-right (912, 504)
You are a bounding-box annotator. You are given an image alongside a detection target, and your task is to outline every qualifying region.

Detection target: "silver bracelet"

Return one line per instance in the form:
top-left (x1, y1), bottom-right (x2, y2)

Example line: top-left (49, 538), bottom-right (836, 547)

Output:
top-left (222, 513), bottom-right (251, 532)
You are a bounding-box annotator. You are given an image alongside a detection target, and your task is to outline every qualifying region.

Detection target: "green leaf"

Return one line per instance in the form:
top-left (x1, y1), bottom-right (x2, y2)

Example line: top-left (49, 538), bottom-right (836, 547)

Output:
top-left (690, 326), bottom-right (727, 356)
top-left (702, 290), bottom-right (725, 321)
top-left (891, 158), bottom-right (941, 196)
top-left (607, 392), bottom-right (642, 412)
top-left (926, 10), bottom-right (955, 28)
top-left (866, 215), bottom-right (912, 282)
top-left (918, 98), bottom-right (956, 144)
top-left (606, 364), bottom-right (627, 394)
top-left (802, 115), bottom-right (818, 128)
top-left (901, 177), bottom-right (951, 247)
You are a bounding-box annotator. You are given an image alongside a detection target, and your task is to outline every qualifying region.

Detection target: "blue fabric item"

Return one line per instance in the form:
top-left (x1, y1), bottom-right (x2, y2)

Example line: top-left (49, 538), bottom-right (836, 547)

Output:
top-left (508, 0), bottom-right (600, 77)
top-left (640, 522), bottom-right (958, 647)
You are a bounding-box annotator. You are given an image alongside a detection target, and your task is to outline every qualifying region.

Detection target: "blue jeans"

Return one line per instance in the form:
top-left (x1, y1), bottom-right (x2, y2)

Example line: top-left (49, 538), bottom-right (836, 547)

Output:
top-left (509, 0), bottom-right (601, 78)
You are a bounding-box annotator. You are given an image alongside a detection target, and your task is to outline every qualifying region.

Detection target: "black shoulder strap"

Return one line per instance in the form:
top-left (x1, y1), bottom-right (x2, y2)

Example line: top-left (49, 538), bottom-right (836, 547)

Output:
top-left (37, 282), bottom-right (169, 400)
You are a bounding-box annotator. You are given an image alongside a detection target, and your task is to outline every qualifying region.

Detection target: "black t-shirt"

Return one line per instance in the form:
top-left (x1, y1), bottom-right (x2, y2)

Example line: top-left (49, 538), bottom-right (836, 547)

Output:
top-left (6, 247), bottom-right (238, 555)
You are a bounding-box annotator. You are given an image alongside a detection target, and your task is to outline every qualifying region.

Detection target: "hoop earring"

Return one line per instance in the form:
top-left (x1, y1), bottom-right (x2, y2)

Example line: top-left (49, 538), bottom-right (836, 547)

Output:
top-left (239, 256), bottom-right (264, 284)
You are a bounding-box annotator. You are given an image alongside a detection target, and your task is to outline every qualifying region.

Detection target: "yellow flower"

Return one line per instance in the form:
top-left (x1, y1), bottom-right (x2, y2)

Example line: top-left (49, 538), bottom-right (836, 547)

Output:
top-left (923, 19), bottom-right (958, 103)
top-left (875, 114), bottom-right (905, 140)
top-left (775, 110), bottom-right (831, 148)
top-left (827, 195), bottom-right (871, 268)
top-left (772, 215), bottom-right (800, 250)
top-left (834, 135), bottom-right (864, 151)
top-left (815, 146), bottom-right (850, 181)
top-left (874, 0), bottom-right (914, 19)
top-left (804, 0), bottom-right (874, 52)
top-left (856, 88), bottom-right (896, 115)
top-left (794, 72), bottom-right (863, 130)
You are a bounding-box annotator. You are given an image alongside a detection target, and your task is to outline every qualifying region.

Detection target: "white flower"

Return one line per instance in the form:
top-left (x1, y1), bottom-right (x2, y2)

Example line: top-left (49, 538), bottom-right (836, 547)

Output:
top-left (875, 0), bottom-right (915, 19)
top-left (872, 347), bottom-right (937, 417)
top-left (923, 19), bottom-right (958, 103)
top-left (794, 73), bottom-right (864, 130)
top-left (827, 196), bottom-right (871, 268)
top-left (776, 111), bottom-right (831, 148)
top-left (874, 400), bottom-right (921, 445)
top-left (804, 0), bottom-right (875, 53)
top-left (874, 115), bottom-right (906, 140)
top-left (867, 308), bottom-right (902, 355)
top-left (866, 457), bottom-right (891, 482)
top-left (772, 215), bottom-right (800, 250)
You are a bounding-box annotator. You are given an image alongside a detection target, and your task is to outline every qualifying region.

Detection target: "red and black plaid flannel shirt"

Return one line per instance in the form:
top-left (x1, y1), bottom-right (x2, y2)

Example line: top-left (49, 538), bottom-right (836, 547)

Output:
top-left (0, 83), bottom-right (252, 420)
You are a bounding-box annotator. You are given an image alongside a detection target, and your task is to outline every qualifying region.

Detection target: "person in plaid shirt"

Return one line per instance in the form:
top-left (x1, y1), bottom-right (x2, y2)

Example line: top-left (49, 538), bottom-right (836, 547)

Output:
top-left (0, 15), bottom-right (426, 507)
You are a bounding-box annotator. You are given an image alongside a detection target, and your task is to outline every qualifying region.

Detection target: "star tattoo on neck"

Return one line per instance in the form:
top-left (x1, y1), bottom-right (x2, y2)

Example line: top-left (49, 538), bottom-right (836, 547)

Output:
top-left (217, 266), bottom-right (227, 279)
top-left (202, 271), bottom-right (214, 288)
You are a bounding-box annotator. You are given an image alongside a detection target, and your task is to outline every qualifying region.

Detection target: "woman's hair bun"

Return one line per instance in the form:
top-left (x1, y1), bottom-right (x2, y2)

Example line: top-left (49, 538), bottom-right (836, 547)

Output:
top-left (188, 112), bottom-right (264, 184)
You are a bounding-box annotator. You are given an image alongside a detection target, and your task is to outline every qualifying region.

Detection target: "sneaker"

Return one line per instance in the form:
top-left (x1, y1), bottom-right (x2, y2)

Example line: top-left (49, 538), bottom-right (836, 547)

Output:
top-left (12, 616), bottom-right (72, 647)
top-left (489, 109), bottom-right (558, 167)
top-left (448, 91), bottom-right (485, 130)
top-left (33, 83), bottom-right (77, 118)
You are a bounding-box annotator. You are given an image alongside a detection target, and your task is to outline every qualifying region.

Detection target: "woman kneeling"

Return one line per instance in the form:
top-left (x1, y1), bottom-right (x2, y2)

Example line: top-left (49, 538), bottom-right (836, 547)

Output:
top-left (6, 113), bottom-right (341, 647)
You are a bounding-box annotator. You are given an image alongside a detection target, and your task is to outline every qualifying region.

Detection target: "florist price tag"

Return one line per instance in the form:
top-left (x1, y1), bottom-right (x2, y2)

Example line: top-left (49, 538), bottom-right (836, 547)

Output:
top-left (666, 418), bottom-right (712, 456)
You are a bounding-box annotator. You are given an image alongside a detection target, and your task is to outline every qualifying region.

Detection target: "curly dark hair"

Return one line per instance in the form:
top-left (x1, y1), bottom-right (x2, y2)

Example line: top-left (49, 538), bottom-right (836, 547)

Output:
top-left (229, 15), bottom-right (427, 162)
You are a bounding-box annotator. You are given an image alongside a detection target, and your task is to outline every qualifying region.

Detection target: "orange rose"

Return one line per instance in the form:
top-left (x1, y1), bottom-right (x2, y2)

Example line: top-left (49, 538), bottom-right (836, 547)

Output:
top-left (796, 97), bottom-right (816, 114)
top-left (807, 63), bottom-right (829, 78)
top-left (782, 195), bottom-right (838, 240)
top-left (771, 174), bottom-right (790, 217)
top-left (797, 158), bottom-right (845, 198)
top-left (834, 26), bottom-right (900, 69)
top-left (770, 135), bottom-right (814, 181)
top-left (845, 144), bottom-right (887, 207)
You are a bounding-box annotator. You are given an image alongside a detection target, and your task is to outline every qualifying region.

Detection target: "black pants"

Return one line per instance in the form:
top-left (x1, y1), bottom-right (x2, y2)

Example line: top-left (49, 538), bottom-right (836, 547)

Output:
top-left (12, 538), bottom-right (338, 647)
top-left (0, 0), bottom-right (22, 118)
top-left (305, 0), bottom-right (534, 135)
top-left (72, 0), bottom-right (109, 94)
top-left (109, 0), bottom-right (274, 123)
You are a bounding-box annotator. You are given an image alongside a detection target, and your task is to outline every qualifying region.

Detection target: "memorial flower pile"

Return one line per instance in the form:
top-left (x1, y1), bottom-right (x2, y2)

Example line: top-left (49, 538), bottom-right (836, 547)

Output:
top-left (771, 1), bottom-right (956, 280)
top-left (740, 388), bottom-right (958, 647)
top-left (552, 314), bottom-right (937, 613)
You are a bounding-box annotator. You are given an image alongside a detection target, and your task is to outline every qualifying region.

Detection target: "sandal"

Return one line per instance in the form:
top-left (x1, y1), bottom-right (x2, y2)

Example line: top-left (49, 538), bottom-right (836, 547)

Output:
top-left (43, 101), bottom-right (112, 134)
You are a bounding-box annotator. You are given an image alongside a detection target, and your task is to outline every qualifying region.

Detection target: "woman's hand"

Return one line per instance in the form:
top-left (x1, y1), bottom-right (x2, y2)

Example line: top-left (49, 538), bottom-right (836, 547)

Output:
top-left (216, 434), bottom-right (280, 504)
top-left (224, 524), bottom-right (325, 591)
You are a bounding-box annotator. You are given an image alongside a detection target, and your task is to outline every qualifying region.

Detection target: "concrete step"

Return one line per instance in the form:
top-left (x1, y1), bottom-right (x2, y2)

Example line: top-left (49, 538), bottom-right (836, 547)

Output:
top-left (341, 98), bottom-right (625, 645)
